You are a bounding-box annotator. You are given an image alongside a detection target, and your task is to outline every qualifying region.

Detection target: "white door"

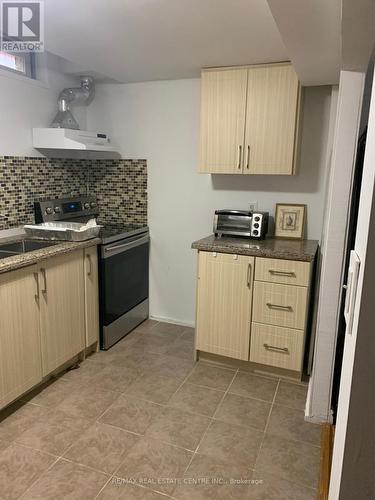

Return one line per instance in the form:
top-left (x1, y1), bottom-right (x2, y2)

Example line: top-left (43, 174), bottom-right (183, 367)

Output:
top-left (329, 71), bottom-right (375, 498)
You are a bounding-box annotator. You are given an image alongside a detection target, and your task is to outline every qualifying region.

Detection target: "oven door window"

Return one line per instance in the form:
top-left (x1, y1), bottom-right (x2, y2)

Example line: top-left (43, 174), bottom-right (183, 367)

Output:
top-left (101, 240), bottom-right (149, 326)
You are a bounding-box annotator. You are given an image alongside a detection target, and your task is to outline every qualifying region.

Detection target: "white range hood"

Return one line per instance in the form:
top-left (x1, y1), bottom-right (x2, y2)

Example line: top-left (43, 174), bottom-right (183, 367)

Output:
top-left (33, 128), bottom-right (121, 159)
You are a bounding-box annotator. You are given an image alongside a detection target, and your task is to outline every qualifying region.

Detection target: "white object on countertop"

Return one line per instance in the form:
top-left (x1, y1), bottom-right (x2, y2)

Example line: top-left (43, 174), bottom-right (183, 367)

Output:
top-left (0, 226), bottom-right (26, 240)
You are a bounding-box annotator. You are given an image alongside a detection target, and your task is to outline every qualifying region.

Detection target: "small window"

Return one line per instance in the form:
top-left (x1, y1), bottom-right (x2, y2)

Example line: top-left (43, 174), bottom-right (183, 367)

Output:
top-left (0, 51), bottom-right (36, 79)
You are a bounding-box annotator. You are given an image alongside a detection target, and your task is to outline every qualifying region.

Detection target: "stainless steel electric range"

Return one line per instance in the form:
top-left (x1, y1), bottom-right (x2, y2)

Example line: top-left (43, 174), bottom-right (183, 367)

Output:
top-left (34, 195), bottom-right (149, 350)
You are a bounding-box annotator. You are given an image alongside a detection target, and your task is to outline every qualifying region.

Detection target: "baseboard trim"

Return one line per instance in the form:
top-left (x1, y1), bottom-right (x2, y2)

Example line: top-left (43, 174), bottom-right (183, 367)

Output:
top-left (149, 315), bottom-right (195, 328)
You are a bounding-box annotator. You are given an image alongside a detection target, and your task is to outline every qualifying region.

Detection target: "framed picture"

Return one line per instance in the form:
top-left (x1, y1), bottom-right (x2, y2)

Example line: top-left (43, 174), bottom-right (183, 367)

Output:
top-left (275, 203), bottom-right (306, 240)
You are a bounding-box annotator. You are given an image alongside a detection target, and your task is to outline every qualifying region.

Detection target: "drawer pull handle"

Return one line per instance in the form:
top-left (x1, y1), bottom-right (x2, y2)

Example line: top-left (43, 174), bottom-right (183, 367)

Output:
top-left (269, 270), bottom-right (296, 277)
top-left (264, 343), bottom-right (289, 354)
top-left (266, 302), bottom-right (293, 312)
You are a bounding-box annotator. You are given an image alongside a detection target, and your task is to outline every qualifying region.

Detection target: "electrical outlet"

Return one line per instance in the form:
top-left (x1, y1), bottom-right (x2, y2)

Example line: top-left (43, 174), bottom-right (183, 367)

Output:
top-left (249, 201), bottom-right (258, 212)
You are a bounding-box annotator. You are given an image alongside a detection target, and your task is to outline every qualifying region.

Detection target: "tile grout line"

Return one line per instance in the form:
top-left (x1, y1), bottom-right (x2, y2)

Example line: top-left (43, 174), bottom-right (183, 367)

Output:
top-left (252, 378), bottom-right (281, 475)
top-left (181, 368), bottom-right (240, 482)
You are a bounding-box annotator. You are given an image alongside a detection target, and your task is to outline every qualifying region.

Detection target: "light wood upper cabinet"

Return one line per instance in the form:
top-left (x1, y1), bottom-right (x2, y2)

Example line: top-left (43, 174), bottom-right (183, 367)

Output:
top-left (199, 68), bottom-right (248, 173)
top-left (195, 252), bottom-right (254, 360)
top-left (0, 265), bottom-right (42, 409)
top-left (244, 64), bottom-right (301, 174)
top-left (199, 62), bottom-right (301, 175)
top-left (39, 250), bottom-right (85, 376)
top-left (84, 246), bottom-right (100, 348)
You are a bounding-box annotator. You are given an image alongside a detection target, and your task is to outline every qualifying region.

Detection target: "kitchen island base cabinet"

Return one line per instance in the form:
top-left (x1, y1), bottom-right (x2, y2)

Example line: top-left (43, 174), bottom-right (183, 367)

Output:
top-left (39, 251), bottom-right (85, 376)
top-left (195, 252), bottom-right (254, 361)
top-left (0, 265), bottom-right (42, 409)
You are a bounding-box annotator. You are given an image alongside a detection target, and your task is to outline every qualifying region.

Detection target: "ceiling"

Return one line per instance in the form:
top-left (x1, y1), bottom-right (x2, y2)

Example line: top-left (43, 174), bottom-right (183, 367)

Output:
top-left (267, 0), bottom-right (342, 85)
top-left (44, 0), bottom-right (288, 83)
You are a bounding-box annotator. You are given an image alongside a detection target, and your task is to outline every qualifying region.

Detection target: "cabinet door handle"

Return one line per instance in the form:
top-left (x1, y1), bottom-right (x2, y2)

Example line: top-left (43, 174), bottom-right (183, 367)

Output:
top-left (269, 269), bottom-right (296, 277)
top-left (266, 302), bottom-right (293, 312)
top-left (237, 145), bottom-right (242, 169)
top-left (247, 263), bottom-right (252, 288)
top-left (264, 343), bottom-right (289, 354)
top-left (34, 272), bottom-right (40, 300)
top-left (86, 254), bottom-right (92, 276)
top-left (40, 268), bottom-right (47, 293)
top-left (246, 145), bottom-right (250, 169)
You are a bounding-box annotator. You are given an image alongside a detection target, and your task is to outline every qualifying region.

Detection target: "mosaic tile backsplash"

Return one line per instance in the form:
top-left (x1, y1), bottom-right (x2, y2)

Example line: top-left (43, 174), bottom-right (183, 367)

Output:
top-left (0, 157), bottom-right (147, 230)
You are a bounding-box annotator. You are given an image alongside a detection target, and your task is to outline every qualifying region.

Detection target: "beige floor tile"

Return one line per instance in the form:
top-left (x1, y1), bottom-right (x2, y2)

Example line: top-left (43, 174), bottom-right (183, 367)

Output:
top-left (116, 436), bottom-right (192, 495)
top-left (99, 395), bottom-right (161, 435)
top-left (197, 420), bottom-right (263, 468)
top-left (58, 360), bottom-right (106, 385)
top-left (126, 372), bottom-right (183, 404)
top-left (180, 327), bottom-right (195, 341)
top-left (229, 372), bottom-right (278, 402)
top-left (97, 479), bottom-right (167, 499)
top-left (21, 380), bottom-right (79, 409)
top-left (0, 439), bottom-right (10, 453)
top-left (174, 456), bottom-right (254, 500)
top-left (64, 422), bottom-right (139, 474)
top-left (251, 471), bottom-right (316, 499)
top-left (22, 458), bottom-right (109, 500)
top-left (146, 406), bottom-right (211, 451)
top-left (148, 354), bottom-right (195, 379)
top-left (255, 434), bottom-right (320, 489)
top-left (0, 442), bottom-right (55, 500)
top-left (267, 404), bottom-right (321, 446)
top-left (165, 338), bottom-right (195, 360)
top-left (133, 319), bottom-right (159, 334)
top-left (89, 364), bottom-right (139, 393)
top-left (186, 364), bottom-right (236, 391)
top-left (185, 452), bottom-right (253, 481)
top-left (274, 381), bottom-right (308, 410)
top-left (215, 393), bottom-right (271, 431)
top-left (151, 322), bottom-right (186, 337)
top-left (55, 386), bottom-right (119, 420)
top-left (15, 409), bottom-right (90, 456)
top-left (168, 383), bottom-right (224, 417)
top-left (0, 403), bottom-right (48, 442)
top-left (131, 332), bottom-right (175, 355)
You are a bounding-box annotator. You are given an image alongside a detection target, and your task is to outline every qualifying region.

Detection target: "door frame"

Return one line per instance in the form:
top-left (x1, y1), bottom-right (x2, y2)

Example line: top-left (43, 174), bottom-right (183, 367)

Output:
top-left (306, 71), bottom-right (365, 423)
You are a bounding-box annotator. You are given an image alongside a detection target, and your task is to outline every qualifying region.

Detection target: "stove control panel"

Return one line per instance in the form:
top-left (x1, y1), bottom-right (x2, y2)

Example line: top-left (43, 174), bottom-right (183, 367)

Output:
top-left (34, 196), bottom-right (98, 223)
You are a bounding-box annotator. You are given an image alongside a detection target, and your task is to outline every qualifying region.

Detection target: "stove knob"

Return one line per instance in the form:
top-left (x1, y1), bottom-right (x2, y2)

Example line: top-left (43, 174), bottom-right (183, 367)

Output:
top-left (84, 202), bottom-right (90, 209)
top-left (254, 216), bottom-right (260, 222)
top-left (45, 207), bottom-right (53, 215)
top-left (54, 206), bottom-right (61, 213)
top-left (90, 201), bottom-right (97, 208)
top-left (253, 223), bottom-right (259, 229)
top-left (252, 229), bottom-right (259, 236)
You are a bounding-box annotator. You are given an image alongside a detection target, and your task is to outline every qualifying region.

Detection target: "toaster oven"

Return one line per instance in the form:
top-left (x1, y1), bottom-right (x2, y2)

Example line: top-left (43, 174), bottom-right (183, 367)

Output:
top-left (213, 209), bottom-right (269, 239)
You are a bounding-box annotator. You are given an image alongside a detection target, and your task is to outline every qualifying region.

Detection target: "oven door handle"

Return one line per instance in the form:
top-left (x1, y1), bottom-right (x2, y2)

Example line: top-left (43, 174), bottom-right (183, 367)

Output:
top-left (104, 234), bottom-right (149, 257)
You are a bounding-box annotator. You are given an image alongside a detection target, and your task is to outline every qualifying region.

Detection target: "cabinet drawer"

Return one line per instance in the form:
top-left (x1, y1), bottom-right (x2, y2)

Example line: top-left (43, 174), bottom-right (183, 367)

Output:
top-left (255, 257), bottom-right (310, 286)
top-left (253, 281), bottom-right (308, 330)
top-left (250, 322), bottom-right (304, 371)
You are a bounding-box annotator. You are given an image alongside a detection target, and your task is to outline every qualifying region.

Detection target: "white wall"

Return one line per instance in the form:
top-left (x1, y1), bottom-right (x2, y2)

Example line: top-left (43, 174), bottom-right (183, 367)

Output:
top-left (87, 79), bottom-right (333, 325)
top-left (0, 53), bottom-right (85, 156)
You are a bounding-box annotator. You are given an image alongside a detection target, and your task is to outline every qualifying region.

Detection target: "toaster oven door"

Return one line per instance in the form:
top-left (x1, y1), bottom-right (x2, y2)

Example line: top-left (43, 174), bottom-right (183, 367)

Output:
top-left (215, 213), bottom-right (252, 236)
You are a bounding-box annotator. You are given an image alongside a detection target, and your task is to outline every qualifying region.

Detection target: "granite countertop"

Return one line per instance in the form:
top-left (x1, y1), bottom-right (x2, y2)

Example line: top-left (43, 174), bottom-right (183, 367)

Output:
top-left (0, 236), bottom-right (101, 274)
top-left (192, 234), bottom-right (318, 262)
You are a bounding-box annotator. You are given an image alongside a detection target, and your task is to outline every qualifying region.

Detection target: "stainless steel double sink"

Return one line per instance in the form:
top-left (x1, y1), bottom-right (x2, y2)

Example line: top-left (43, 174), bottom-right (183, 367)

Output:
top-left (0, 239), bottom-right (58, 260)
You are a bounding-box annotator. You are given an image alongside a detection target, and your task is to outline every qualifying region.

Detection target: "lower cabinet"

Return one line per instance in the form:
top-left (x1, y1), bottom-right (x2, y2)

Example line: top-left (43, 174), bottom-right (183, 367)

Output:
top-left (0, 245), bottom-right (99, 410)
top-left (39, 251), bottom-right (85, 376)
top-left (0, 265), bottom-right (42, 408)
top-left (196, 251), bottom-right (254, 361)
top-left (195, 251), bottom-right (313, 375)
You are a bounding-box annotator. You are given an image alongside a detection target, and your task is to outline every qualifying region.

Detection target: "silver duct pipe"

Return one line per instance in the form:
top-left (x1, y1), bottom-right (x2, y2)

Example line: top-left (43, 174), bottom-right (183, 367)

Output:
top-left (51, 76), bottom-right (95, 130)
